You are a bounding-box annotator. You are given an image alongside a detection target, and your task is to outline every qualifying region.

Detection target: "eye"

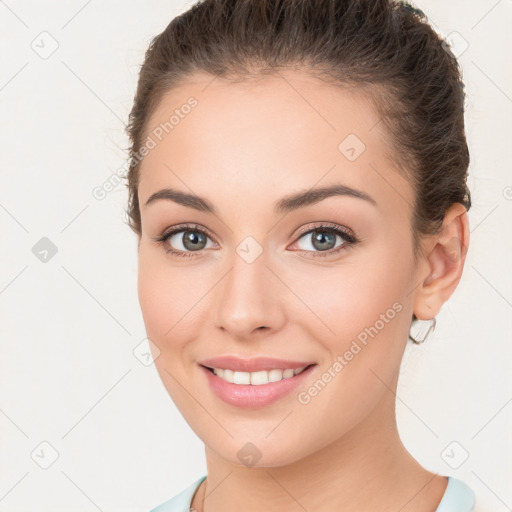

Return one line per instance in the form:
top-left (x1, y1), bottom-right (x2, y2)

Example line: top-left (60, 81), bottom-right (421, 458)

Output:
top-left (290, 222), bottom-right (358, 258)
top-left (153, 222), bottom-right (358, 259)
top-left (154, 224), bottom-right (216, 258)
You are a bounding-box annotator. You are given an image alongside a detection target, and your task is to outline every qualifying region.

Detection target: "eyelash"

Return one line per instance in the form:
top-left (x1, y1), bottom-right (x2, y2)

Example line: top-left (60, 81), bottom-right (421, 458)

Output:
top-left (153, 222), bottom-right (358, 259)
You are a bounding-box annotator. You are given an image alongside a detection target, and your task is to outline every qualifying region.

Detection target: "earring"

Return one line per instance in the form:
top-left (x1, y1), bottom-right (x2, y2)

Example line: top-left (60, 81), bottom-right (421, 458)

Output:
top-left (409, 317), bottom-right (437, 344)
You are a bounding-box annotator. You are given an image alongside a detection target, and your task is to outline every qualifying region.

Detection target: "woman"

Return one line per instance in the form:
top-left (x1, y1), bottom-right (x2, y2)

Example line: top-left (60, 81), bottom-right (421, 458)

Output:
top-left (125, 0), bottom-right (476, 510)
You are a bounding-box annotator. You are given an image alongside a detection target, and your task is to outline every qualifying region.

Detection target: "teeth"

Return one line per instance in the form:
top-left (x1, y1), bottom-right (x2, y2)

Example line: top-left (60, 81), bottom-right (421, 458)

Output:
top-left (211, 366), bottom-right (308, 385)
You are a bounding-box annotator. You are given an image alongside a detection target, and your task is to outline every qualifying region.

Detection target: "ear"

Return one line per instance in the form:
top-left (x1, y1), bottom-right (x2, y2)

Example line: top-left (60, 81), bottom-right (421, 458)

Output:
top-left (413, 203), bottom-right (470, 320)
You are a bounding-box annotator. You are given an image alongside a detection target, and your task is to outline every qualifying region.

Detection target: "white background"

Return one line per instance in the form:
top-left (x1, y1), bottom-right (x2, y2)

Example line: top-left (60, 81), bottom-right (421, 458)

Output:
top-left (0, 1), bottom-right (510, 511)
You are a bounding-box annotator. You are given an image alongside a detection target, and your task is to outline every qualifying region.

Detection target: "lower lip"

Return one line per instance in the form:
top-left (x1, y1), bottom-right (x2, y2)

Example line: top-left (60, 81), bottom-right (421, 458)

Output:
top-left (199, 364), bottom-right (317, 409)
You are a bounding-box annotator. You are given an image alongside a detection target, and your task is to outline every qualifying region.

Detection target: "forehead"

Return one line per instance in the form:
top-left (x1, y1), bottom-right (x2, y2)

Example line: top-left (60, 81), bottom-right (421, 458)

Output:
top-left (137, 69), bottom-right (413, 214)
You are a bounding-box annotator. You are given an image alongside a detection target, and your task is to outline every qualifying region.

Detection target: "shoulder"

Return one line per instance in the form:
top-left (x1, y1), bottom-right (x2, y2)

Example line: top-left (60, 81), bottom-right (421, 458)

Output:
top-left (435, 476), bottom-right (476, 512)
top-left (148, 475), bottom-right (207, 512)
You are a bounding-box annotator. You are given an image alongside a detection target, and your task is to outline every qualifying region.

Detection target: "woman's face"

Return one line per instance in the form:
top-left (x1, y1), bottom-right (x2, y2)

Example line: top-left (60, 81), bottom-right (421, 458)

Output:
top-left (136, 70), bottom-right (425, 467)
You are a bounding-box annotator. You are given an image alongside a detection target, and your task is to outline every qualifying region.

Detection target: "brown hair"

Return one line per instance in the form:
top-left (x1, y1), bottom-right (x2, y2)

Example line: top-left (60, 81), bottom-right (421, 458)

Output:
top-left (124, 0), bottom-right (472, 333)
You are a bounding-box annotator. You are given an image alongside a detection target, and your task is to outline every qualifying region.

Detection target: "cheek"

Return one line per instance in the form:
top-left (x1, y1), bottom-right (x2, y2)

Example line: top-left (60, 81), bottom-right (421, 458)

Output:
top-left (288, 216), bottom-right (414, 336)
top-left (137, 247), bottom-right (166, 337)
top-left (286, 259), bottom-right (410, 437)
top-left (137, 245), bottom-right (196, 404)
top-left (137, 243), bottom-right (187, 343)
top-left (290, 242), bottom-right (413, 376)
top-left (295, 259), bottom-right (407, 340)
top-left (137, 242), bottom-right (212, 368)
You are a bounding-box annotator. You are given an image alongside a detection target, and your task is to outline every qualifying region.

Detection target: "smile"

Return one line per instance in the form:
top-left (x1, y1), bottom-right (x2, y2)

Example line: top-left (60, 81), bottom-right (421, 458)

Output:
top-left (205, 365), bottom-right (310, 385)
top-left (199, 362), bottom-right (317, 408)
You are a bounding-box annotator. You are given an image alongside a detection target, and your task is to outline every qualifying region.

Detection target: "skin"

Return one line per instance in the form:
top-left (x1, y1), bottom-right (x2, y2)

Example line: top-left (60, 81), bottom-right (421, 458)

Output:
top-left (135, 69), bottom-right (470, 512)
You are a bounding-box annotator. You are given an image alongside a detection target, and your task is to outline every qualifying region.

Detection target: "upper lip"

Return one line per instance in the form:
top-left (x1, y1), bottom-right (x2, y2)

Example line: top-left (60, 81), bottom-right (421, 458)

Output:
top-left (198, 356), bottom-right (316, 372)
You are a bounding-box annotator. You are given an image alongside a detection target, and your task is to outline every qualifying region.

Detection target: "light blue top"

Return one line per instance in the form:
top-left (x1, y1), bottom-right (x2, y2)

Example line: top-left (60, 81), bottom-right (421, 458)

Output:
top-left (148, 475), bottom-right (475, 511)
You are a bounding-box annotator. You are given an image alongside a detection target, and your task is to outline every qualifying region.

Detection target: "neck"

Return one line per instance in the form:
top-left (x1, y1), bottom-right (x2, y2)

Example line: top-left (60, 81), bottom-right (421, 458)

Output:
top-left (194, 371), bottom-right (447, 512)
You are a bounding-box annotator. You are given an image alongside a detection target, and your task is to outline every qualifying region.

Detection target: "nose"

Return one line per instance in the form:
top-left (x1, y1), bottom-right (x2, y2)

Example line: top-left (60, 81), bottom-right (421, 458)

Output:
top-left (212, 249), bottom-right (286, 340)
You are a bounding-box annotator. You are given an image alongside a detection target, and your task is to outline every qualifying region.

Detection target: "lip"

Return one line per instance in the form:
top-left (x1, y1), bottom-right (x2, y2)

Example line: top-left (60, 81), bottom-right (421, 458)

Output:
top-left (198, 356), bottom-right (316, 372)
top-left (198, 361), bottom-right (317, 409)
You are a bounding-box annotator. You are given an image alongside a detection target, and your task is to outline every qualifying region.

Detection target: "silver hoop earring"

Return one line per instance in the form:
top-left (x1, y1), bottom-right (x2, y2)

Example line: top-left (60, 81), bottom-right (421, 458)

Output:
top-left (409, 317), bottom-right (437, 344)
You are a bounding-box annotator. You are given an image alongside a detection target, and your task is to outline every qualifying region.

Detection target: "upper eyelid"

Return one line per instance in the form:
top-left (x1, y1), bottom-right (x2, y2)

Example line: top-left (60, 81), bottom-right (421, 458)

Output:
top-left (161, 223), bottom-right (213, 238)
top-left (294, 222), bottom-right (354, 239)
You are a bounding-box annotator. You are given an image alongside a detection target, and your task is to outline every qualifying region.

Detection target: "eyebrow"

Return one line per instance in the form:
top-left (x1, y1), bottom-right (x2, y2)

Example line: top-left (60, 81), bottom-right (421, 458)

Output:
top-left (143, 183), bottom-right (377, 214)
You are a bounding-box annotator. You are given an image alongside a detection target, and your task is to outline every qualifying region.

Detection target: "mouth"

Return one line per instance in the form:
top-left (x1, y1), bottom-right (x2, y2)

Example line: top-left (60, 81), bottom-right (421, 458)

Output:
top-left (198, 362), bottom-right (318, 409)
top-left (200, 363), bottom-right (316, 385)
